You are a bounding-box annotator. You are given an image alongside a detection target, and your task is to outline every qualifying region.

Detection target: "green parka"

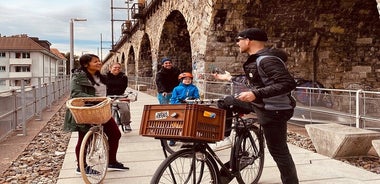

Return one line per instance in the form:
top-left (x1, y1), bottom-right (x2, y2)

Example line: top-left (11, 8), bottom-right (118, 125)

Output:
top-left (63, 71), bottom-right (97, 132)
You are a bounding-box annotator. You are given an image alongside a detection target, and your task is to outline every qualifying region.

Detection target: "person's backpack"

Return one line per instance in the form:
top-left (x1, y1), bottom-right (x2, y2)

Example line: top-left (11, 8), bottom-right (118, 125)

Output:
top-left (254, 55), bottom-right (295, 110)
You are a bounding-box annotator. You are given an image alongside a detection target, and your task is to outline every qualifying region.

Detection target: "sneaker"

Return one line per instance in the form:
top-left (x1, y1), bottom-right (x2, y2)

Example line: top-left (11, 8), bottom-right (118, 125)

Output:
top-left (209, 137), bottom-right (232, 151)
top-left (124, 124), bottom-right (132, 132)
top-left (108, 162), bottom-right (129, 171)
top-left (169, 140), bottom-right (176, 146)
top-left (75, 166), bottom-right (100, 175)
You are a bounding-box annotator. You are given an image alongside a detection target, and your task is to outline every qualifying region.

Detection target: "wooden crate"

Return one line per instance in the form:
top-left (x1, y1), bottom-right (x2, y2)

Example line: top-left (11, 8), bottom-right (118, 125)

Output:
top-left (140, 104), bottom-right (225, 143)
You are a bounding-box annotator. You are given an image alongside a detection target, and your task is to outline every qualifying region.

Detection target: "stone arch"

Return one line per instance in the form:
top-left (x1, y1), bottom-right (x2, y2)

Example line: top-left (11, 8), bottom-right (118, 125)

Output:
top-left (158, 10), bottom-right (192, 73)
top-left (138, 33), bottom-right (153, 77)
top-left (127, 46), bottom-right (136, 76)
top-left (121, 52), bottom-right (126, 73)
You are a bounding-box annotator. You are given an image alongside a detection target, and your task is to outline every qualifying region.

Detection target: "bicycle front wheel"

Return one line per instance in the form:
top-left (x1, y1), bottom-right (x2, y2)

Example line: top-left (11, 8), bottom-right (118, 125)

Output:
top-left (79, 130), bottom-right (109, 184)
top-left (234, 127), bottom-right (264, 184)
top-left (151, 148), bottom-right (218, 184)
top-left (112, 109), bottom-right (125, 132)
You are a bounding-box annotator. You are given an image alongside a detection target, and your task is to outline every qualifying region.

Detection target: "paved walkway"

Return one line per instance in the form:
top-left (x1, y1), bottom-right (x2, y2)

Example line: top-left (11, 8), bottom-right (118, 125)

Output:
top-left (57, 90), bottom-right (380, 184)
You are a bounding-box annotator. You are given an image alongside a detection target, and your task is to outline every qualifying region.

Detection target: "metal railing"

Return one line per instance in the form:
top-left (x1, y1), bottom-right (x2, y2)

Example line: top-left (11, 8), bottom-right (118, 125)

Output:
top-left (0, 76), bottom-right (70, 141)
top-left (129, 77), bottom-right (380, 130)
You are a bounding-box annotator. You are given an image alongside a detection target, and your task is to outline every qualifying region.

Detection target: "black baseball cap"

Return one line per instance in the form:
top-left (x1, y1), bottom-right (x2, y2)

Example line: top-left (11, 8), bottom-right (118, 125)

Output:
top-left (237, 28), bottom-right (268, 41)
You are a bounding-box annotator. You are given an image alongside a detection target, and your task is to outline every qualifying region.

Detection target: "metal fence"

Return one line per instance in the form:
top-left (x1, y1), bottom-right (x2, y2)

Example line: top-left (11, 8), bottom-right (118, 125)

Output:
top-left (0, 76), bottom-right (70, 141)
top-left (129, 77), bottom-right (380, 130)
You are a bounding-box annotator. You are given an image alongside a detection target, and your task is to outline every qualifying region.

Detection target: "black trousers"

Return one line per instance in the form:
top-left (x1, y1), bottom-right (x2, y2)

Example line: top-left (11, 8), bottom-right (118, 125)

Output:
top-left (218, 97), bottom-right (299, 184)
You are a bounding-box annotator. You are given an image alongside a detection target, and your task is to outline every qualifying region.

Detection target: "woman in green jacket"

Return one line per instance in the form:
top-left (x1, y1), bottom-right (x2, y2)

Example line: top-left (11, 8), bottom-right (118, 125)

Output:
top-left (64, 54), bottom-right (129, 174)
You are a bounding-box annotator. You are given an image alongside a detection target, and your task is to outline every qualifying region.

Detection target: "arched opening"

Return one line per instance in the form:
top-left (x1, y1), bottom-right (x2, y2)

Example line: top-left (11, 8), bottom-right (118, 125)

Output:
top-left (158, 10), bottom-right (192, 73)
top-left (121, 52), bottom-right (126, 73)
top-left (138, 33), bottom-right (153, 77)
top-left (127, 46), bottom-right (136, 76)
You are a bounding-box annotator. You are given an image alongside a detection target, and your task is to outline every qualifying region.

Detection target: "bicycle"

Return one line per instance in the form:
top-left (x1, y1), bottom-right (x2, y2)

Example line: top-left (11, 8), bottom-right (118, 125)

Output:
top-left (108, 91), bottom-right (138, 133)
top-left (66, 97), bottom-right (112, 184)
top-left (141, 97), bottom-right (265, 184)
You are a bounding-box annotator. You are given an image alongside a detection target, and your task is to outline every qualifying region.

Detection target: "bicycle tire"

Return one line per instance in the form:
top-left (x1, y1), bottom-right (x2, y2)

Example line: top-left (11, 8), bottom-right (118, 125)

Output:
top-left (234, 126), bottom-right (264, 184)
top-left (112, 108), bottom-right (125, 132)
top-left (151, 148), bottom-right (219, 184)
top-left (79, 130), bottom-right (109, 184)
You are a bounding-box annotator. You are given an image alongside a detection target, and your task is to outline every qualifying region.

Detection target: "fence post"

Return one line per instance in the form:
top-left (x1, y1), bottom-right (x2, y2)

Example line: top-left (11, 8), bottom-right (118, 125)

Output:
top-left (355, 89), bottom-right (363, 128)
top-left (33, 85), bottom-right (41, 121)
top-left (20, 80), bottom-right (27, 136)
top-left (11, 89), bottom-right (17, 130)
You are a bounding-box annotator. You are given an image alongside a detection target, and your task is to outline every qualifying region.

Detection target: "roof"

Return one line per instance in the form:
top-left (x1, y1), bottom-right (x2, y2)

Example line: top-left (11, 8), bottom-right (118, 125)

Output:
top-left (50, 48), bottom-right (67, 60)
top-left (0, 35), bottom-right (50, 51)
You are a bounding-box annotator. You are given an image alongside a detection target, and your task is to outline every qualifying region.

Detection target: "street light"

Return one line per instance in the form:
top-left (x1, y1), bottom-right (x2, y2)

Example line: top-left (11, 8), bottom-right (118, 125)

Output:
top-left (70, 18), bottom-right (87, 80)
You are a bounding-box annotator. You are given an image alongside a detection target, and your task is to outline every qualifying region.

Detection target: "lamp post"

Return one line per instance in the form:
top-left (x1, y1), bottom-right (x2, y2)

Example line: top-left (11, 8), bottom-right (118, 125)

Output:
top-left (70, 18), bottom-right (87, 80)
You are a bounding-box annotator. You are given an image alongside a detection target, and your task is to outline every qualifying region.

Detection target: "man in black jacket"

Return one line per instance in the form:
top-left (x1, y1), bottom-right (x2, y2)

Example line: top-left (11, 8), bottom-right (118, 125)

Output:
top-left (213, 28), bottom-right (299, 184)
top-left (155, 58), bottom-right (181, 104)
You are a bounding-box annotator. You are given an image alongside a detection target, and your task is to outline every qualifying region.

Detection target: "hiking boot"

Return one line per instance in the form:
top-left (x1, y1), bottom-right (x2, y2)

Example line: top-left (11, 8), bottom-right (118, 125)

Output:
top-left (209, 137), bottom-right (232, 151)
top-left (75, 166), bottom-right (100, 175)
top-left (108, 162), bottom-right (129, 171)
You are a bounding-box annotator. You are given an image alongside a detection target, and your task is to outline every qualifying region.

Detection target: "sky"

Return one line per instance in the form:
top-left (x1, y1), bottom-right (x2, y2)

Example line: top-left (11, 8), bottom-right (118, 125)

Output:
top-left (0, 0), bottom-right (133, 59)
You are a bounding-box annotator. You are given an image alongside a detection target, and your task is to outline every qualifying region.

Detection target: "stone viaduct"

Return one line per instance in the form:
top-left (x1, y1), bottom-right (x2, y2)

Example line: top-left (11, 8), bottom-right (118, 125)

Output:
top-left (103, 0), bottom-right (380, 95)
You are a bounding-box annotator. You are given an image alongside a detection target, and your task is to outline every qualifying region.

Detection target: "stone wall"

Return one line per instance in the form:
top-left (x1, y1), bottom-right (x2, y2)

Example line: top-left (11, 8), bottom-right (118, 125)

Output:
top-left (106, 0), bottom-right (380, 91)
top-left (205, 0), bottom-right (380, 90)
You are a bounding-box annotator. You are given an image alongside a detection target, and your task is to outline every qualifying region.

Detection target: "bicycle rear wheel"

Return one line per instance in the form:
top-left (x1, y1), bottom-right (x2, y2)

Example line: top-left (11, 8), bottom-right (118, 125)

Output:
top-left (79, 130), bottom-right (109, 184)
top-left (234, 126), bottom-right (264, 184)
top-left (151, 148), bottom-right (218, 184)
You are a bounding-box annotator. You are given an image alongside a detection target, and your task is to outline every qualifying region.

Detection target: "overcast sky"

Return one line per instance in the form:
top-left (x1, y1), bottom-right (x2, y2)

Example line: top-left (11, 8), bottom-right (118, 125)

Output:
top-left (0, 0), bottom-right (132, 59)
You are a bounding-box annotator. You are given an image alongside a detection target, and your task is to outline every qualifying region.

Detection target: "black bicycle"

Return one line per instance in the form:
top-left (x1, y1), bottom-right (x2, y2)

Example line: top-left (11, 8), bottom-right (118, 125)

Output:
top-left (108, 91), bottom-right (138, 133)
top-left (150, 98), bottom-right (265, 184)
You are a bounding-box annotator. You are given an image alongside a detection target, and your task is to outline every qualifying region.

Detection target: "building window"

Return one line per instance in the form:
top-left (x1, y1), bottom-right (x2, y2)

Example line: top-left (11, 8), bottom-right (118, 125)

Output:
top-left (15, 52), bottom-right (30, 58)
top-left (15, 79), bottom-right (31, 86)
top-left (0, 66), bottom-right (5, 72)
top-left (15, 66), bottom-right (30, 72)
top-left (0, 52), bottom-right (5, 57)
top-left (0, 80), bottom-right (5, 86)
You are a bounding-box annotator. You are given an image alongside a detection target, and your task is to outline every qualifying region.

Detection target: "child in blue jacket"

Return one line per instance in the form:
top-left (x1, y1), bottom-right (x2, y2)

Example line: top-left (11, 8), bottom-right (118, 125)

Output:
top-left (170, 72), bottom-right (200, 104)
top-left (169, 72), bottom-right (200, 146)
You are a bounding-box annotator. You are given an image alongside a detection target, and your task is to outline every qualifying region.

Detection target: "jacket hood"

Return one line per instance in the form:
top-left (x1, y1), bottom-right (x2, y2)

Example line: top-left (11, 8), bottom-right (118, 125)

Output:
top-left (257, 48), bottom-right (288, 62)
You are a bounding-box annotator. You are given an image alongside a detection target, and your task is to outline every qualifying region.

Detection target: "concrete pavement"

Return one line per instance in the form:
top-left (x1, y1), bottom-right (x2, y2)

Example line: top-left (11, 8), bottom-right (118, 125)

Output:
top-left (57, 90), bottom-right (380, 184)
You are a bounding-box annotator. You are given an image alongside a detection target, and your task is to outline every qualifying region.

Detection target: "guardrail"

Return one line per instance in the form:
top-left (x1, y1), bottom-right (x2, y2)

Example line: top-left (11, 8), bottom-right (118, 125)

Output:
top-left (129, 77), bottom-right (380, 130)
top-left (0, 76), bottom-right (70, 141)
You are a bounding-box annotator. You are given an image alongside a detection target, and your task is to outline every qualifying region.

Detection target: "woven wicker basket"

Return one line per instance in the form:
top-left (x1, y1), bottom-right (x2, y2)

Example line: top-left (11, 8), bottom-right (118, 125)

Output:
top-left (66, 97), bottom-right (112, 124)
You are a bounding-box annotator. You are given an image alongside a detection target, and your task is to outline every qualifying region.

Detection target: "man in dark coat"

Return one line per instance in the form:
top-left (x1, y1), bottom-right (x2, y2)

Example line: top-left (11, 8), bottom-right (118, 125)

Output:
top-left (155, 57), bottom-right (181, 104)
top-left (213, 28), bottom-right (299, 184)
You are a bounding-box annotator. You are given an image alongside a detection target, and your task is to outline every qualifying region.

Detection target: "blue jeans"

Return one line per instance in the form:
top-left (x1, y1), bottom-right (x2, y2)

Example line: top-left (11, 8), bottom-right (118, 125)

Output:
top-left (157, 93), bottom-right (172, 104)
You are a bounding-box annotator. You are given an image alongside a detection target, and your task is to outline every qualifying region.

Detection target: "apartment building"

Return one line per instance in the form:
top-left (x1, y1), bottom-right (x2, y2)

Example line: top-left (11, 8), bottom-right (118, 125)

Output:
top-left (0, 34), bottom-right (67, 91)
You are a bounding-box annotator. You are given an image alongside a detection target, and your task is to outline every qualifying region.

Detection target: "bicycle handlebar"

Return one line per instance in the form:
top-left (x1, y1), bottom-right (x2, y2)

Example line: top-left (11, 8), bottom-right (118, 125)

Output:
top-left (183, 98), bottom-right (222, 105)
top-left (107, 91), bottom-right (138, 102)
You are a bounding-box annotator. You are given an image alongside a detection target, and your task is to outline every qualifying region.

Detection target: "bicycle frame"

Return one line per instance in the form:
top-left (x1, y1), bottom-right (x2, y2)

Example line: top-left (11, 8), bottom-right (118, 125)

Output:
top-left (197, 115), bottom-right (261, 179)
